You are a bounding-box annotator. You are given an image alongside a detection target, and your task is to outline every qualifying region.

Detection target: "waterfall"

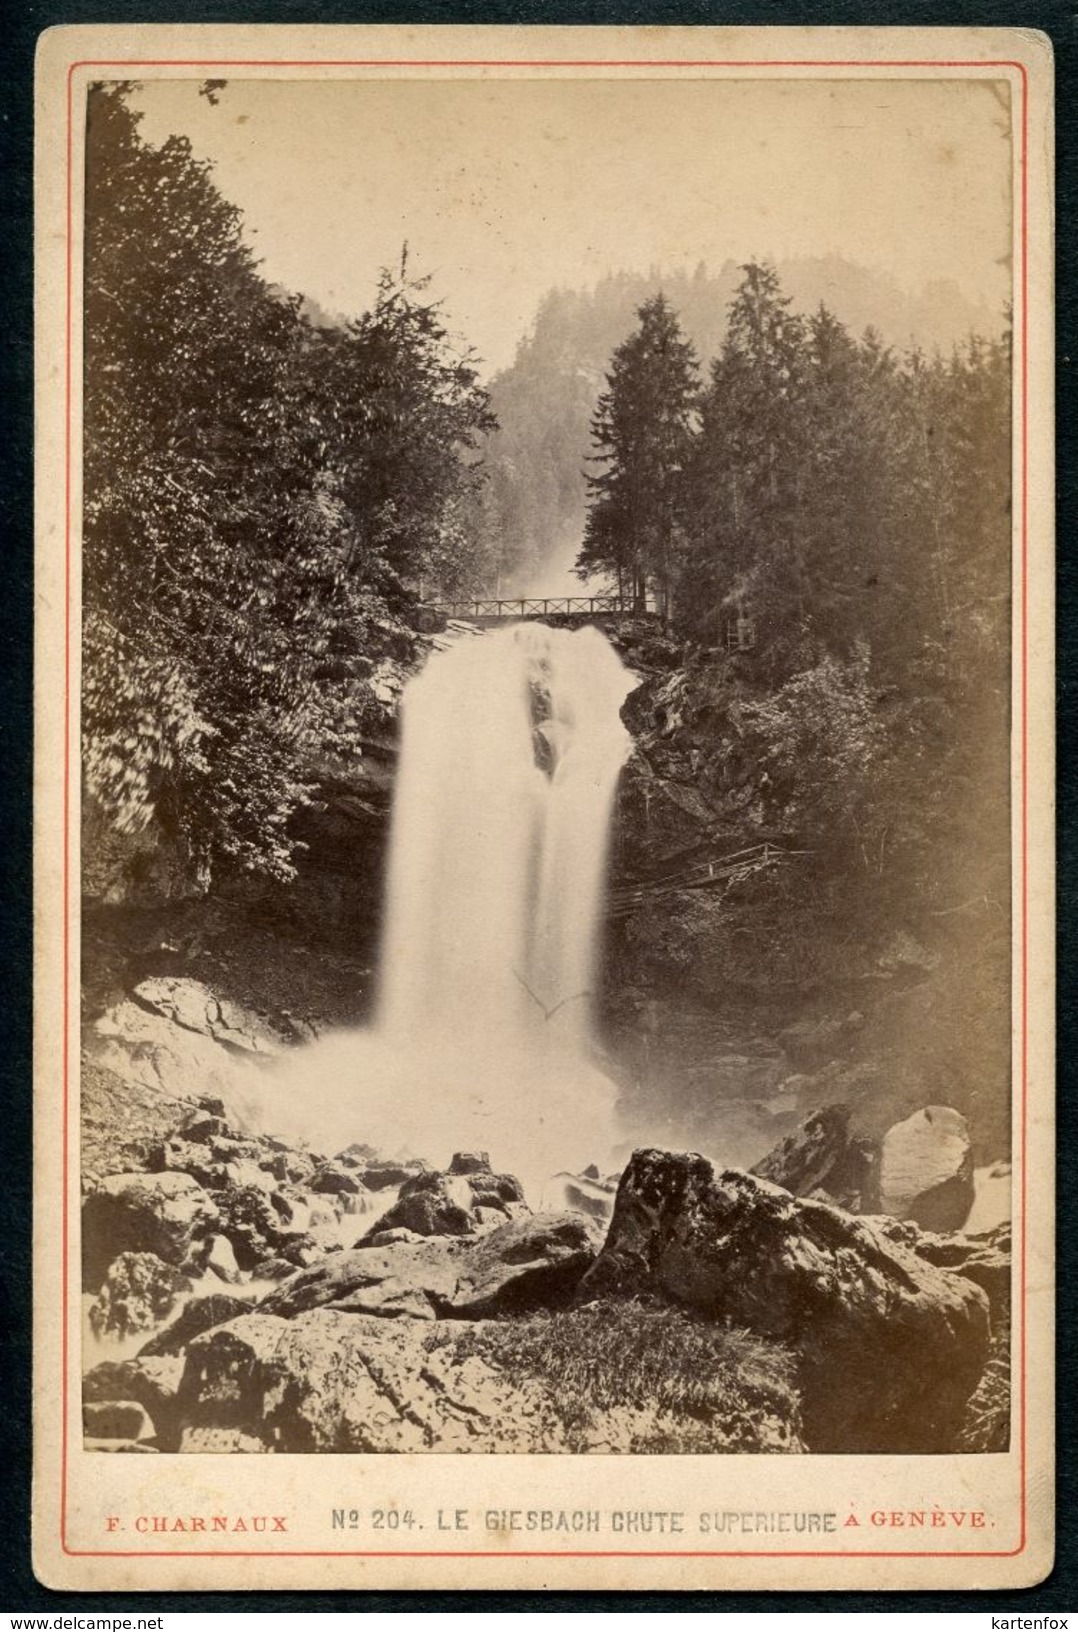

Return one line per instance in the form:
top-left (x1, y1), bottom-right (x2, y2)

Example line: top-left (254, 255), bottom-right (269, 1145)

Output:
top-left (262, 622), bottom-right (634, 1191)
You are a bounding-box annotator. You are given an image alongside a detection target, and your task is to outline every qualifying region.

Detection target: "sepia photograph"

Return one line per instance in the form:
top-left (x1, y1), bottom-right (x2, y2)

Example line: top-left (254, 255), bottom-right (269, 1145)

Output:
top-left (33, 25), bottom-right (1054, 1592)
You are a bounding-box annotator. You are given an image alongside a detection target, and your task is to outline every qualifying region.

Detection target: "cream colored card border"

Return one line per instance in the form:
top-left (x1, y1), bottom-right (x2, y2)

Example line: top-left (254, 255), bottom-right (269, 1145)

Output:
top-left (33, 24), bottom-right (1055, 1593)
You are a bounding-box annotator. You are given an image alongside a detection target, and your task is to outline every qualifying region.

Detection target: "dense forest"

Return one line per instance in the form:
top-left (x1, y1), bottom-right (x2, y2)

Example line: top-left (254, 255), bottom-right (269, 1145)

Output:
top-left (580, 269), bottom-right (1011, 888)
top-left (471, 262), bottom-right (1002, 597)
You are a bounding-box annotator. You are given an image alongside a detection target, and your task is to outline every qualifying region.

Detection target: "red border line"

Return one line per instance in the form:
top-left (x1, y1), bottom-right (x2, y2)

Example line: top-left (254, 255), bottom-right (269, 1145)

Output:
top-left (61, 54), bottom-right (1031, 1564)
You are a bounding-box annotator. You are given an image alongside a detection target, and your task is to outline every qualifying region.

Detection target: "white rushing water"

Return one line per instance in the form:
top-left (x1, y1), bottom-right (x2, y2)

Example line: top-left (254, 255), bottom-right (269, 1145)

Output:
top-left (263, 622), bottom-right (635, 1191)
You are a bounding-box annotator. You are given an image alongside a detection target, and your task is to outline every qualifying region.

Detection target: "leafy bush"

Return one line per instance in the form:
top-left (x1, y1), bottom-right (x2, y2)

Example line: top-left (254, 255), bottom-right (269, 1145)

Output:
top-left (83, 86), bottom-right (494, 889)
top-left (730, 644), bottom-right (882, 852)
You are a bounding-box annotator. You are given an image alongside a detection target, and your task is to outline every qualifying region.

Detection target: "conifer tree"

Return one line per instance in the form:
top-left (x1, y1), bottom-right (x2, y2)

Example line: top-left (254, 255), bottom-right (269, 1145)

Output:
top-left (681, 263), bottom-right (809, 656)
top-left (577, 295), bottom-right (699, 617)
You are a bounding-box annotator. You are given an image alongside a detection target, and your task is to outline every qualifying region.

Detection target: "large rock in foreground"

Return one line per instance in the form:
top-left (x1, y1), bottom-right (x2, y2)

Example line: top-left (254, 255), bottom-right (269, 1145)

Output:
top-left (878, 1105), bottom-right (975, 1232)
top-left (876, 1219), bottom-right (1011, 1328)
top-left (139, 1293), bottom-right (256, 1358)
top-left (176, 1310), bottom-right (566, 1452)
top-left (174, 1303), bottom-right (803, 1454)
top-left (261, 1212), bottom-right (601, 1321)
top-left (83, 1357), bottom-right (185, 1448)
top-left (578, 1149), bottom-right (990, 1453)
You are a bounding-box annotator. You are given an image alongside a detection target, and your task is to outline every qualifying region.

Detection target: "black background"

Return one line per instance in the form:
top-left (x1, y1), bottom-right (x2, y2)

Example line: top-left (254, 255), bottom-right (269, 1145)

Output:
top-left (1, 0), bottom-right (1073, 1612)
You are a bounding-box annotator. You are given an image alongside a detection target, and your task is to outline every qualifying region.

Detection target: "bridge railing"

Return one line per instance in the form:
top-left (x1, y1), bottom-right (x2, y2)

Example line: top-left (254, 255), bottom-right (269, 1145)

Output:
top-left (426, 594), bottom-right (656, 621)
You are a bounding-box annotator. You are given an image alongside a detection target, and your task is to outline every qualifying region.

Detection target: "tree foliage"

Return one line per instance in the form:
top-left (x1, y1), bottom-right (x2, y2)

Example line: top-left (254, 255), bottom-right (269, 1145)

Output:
top-left (577, 296), bottom-right (699, 614)
top-left (83, 86), bottom-right (494, 887)
top-left (471, 263), bottom-right (994, 598)
top-left (576, 261), bottom-right (1010, 919)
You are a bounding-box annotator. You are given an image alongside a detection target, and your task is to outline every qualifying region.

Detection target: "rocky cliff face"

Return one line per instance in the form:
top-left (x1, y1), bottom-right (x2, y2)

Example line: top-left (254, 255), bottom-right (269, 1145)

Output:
top-left (594, 627), bottom-right (1010, 1174)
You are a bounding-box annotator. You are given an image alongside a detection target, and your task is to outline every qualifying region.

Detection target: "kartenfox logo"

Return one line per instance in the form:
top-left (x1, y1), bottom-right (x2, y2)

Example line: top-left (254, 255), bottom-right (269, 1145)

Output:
top-left (990, 1622), bottom-right (1069, 1630)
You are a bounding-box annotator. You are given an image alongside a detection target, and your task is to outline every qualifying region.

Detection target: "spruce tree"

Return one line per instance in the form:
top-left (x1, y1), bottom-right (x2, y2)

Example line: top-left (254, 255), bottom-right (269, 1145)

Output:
top-left (576, 295), bottom-right (699, 617)
top-left (682, 263), bottom-right (809, 657)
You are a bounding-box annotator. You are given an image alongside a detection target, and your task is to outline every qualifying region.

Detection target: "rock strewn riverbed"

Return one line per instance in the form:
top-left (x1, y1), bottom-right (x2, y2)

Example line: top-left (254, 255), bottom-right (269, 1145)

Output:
top-left (80, 1018), bottom-right (1010, 1457)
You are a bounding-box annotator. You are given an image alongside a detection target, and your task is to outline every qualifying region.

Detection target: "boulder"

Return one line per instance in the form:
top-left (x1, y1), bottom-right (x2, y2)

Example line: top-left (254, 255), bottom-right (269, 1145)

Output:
top-left (447, 1151), bottom-right (491, 1176)
top-left (213, 1184), bottom-right (310, 1270)
top-left (878, 1106), bottom-right (975, 1232)
top-left (577, 1149), bottom-right (990, 1453)
top-left (139, 1292), bottom-right (255, 1358)
top-left (83, 1399), bottom-right (155, 1443)
top-left (174, 1302), bottom-right (800, 1456)
top-left (265, 1191), bottom-right (315, 1234)
top-left (545, 1169), bottom-right (617, 1223)
top-left (334, 1141), bottom-right (381, 1165)
top-left (83, 1357), bottom-right (185, 1447)
top-left (752, 1104), bottom-right (851, 1195)
top-left (132, 976), bottom-right (282, 1055)
top-left (362, 1157), bottom-right (527, 1241)
top-left (175, 1109), bottom-right (230, 1144)
top-left (261, 1212), bottom-right (602, 1322)
top-left (361, 1170), bottom-right (481, 1238)
top-left (364, 1227), bottom-right (423, 1248)
top-left (202, 1234), bottom-right (243, 1285)
top-left (174, 1310), bottom-right (568, 1453)
top-left (149, 1136), bottom-right (233, 1191)
top-left (172, 1299), bottom-right (802, 1455)
top-left (82, 1172), bottom-right (219, 1287)
top-left (258, 1148), bottom-right (317, 1187)
top-left (249, 1255), bottom-right (311, 1283)
top-left (449, 1213), bottom-right (601, 1317)
top-left (876, 1219), bottom-right (1010, 1327)
top-left (751, 1104), bottom-right (879, 1212)
top-left (309, 1162), bottom-right (365, 1199)
top-left (87, 1252), bottom-right (191, 1340)
top-left (213, 1132), bottom-right (278, 1165)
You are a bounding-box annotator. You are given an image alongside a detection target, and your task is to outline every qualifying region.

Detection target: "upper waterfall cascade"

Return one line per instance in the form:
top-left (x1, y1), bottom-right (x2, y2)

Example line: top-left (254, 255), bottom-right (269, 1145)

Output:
top-left (263, 623), bottom-right (635, 1189)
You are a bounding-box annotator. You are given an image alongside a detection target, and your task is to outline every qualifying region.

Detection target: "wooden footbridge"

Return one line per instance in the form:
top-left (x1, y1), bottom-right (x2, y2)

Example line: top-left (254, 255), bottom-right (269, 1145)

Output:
top-left (427, 594), bottom-right (657, 625)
